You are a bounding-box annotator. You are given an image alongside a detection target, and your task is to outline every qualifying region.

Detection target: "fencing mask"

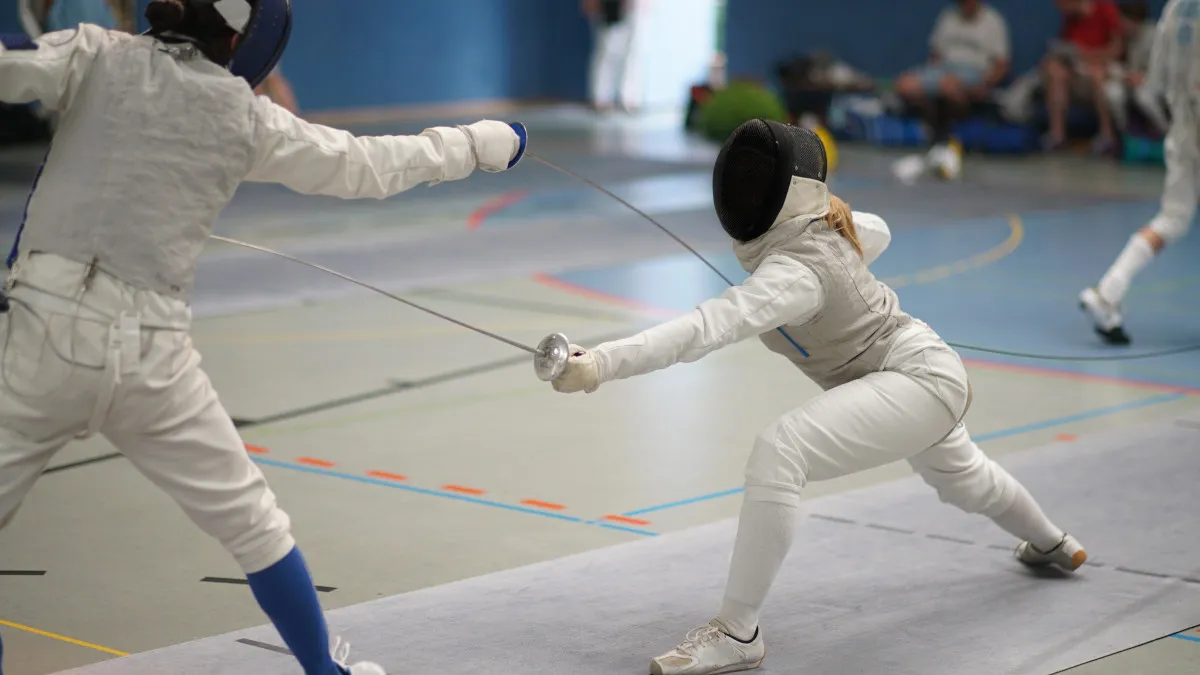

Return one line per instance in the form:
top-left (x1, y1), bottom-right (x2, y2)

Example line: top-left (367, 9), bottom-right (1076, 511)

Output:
top-left (712, 119), bottom-right (828, 243)
top-left (148, 0), bottom-right (291, 88)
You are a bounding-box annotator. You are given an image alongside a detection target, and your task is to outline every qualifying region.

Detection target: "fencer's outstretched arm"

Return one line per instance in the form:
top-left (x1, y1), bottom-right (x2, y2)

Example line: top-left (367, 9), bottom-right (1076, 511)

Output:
top-left (246, 98), bottom-right (523, 199)
top-left (0, 25), bottom-right (109, 111)
top-left (852, 211), bottom-right (891, 266)
top-left (591, 256), bottom-right (824, 383)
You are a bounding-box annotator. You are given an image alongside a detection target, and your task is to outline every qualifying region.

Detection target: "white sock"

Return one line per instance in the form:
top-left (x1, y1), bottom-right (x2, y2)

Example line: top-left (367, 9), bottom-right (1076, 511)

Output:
top-left (1097, 233), bottom-right (1155, 306)
top-left (717, 498), bottom-right (796, 642)
top-left (989, 483), bottom-right (1064, 552)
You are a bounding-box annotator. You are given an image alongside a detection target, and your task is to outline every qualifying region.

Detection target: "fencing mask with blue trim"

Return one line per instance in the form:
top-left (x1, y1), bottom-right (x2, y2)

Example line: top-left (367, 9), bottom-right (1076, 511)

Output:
top-left (147, 0), bottom-right (291, 88)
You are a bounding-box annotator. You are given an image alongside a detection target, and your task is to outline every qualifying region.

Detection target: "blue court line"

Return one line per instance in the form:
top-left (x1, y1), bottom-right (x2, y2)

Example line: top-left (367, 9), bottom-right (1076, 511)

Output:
top-left (620, 392), bottom-right (1188, 517)
top-left (250, 457), bottom-right (659, 536)
top-left (970, 393), bottom-right (1187, 442)
top-left (1171, 633), bottom-right (1200, 643)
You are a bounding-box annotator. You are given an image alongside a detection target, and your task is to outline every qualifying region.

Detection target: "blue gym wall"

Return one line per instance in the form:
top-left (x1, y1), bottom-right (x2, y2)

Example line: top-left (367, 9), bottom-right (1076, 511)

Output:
top-left (5, 1), bottom-right (1171, 113)
top-left (725, 0), bottom-right (1169, 86)
top-left (1, 5), bottom-right (22, 34)
top-left (281, 0), bottom-right (591, 112)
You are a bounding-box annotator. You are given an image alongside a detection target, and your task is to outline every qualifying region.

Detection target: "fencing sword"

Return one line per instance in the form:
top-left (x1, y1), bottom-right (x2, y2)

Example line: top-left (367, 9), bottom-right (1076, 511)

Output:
top-left (527, 154), bottom-right (1200, 364)
top-left (207, 235), bottom-right (573, 382)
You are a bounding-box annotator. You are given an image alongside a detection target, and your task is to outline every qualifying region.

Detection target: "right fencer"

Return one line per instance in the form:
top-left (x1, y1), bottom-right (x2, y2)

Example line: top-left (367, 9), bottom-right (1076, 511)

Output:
top-left (546, 119), bottom-right (1086, 675)
top-left (1082, 0), bottom-right (1200, 344)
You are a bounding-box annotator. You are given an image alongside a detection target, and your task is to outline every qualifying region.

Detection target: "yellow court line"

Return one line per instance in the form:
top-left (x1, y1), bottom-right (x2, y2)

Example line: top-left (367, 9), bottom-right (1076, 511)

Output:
top-left (881, 214), bottom-right (1024, 290)
top-left (0, 618), bottom-right (128, 657)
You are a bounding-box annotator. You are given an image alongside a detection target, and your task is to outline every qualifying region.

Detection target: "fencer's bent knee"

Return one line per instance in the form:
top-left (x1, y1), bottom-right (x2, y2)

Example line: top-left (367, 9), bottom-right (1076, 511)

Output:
top-left (1147, 209), bottom-right (1194, 245)
top-left (744, 423), bottom-right (807, 507)
top-left (217, 501), bottom-right (295, 574)
top-left (912, 449), bottom-right (1015, 517)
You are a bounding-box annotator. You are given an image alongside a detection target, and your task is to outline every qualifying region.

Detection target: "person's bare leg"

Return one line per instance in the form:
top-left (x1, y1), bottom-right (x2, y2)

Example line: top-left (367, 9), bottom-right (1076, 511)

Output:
top-left (1043, 57), bottom-right (1070, 147)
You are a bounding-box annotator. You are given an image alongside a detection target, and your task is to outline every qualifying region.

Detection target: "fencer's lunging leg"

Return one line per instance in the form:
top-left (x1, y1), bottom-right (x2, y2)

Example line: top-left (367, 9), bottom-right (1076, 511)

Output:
top-left (651, 370), bottom-right (963, 675)
top-left (909, 424), bottom-right (1060, 547)
top-left (718, 494), bottom-right (796, 642)
top-left (102, 338), bottom-right (346, 675)
top-left (909, 424), bottom-right (1085, 571)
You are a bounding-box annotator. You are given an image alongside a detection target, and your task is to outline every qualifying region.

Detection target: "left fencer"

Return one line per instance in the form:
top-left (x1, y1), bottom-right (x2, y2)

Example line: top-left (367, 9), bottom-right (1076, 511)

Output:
top-left (546, 119), bottom-right (1083, 675)
top-left (0, 2), bottom-right (528, 674)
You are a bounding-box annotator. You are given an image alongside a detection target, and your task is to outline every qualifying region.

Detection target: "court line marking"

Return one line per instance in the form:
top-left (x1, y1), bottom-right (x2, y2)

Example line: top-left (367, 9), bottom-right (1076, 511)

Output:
top-left (620, 392), bottom-right (1188, 517)
top-left (248, 457), bottom-right (658, 537)
top-left (880, 214), bottom-right (1024, 290)
top-left (0, 618), bottom-right (129, 657)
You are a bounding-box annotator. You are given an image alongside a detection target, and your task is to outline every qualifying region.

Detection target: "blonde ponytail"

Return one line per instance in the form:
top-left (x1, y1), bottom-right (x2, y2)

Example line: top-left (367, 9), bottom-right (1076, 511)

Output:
top-left (827, 194), bottom-right (863, 258)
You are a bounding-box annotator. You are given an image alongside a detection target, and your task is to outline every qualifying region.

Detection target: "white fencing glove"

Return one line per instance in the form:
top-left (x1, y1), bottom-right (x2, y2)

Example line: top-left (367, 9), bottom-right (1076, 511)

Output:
top-left (552, 345), bottom-right (603, 394)
top-left (458, 121), bottom-right (527, 172)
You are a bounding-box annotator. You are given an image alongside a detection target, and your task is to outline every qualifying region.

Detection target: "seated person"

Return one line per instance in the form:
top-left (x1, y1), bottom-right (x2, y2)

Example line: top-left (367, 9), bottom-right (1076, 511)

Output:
top-left (1104, 0), bottom-right (1168, 137)
top-left (894, 0), bottom-right (1010, 181)
top-left (1041, 0), bottom-right (1123, 153)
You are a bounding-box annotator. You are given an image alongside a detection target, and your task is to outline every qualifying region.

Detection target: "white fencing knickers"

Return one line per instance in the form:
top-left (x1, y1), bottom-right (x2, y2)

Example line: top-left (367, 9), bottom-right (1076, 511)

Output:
top-left (0, 252), bottom-right (294, 573)
top-left (1147, 92), bottom-right (1200, 245)
top-left (743, 324), bottom-right (1017, 518)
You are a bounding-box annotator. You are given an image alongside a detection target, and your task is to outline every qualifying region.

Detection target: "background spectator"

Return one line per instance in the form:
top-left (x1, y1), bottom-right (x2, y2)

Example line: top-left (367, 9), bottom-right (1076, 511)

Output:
top-left (893, 0), bottom-right (1010, 181)
top-left (256, 69), bottom-right (300, 115)
top-left (1104, 0), bottom-right (1168, 136)
top-left (1042, 0), bottom-right (1123, 153)
top-left (582, 0), bottom-right (641, 114)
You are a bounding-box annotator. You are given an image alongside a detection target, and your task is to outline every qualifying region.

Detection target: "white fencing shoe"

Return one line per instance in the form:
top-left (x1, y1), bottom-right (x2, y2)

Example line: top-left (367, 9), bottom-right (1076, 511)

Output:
top-left (332, 636), bottom-right (387, 674)
top-left (650, 619), bottom-right (765, 675)
top-left (1016, 533), bottom-right (1088, 572)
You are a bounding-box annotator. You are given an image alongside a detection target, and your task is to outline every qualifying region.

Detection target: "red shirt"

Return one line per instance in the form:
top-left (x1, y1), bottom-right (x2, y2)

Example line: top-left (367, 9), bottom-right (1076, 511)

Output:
top-left (1061, 1), bottom-right (1122, 50)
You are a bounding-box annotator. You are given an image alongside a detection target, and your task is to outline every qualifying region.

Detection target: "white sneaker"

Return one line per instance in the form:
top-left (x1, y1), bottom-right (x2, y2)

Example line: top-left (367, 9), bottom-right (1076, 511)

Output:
top-left (331, 636), bottom-right (387, 674)
top-left (1015, 533), bottom-right (1088, 572)
top-left (928, 141), bottom-right (962, 180)
top-left (1079, 287), bottom-right (1130, 345)
top-left (650, 619), bottom-right (765, 675)
top-left (892, 154), bottom-right (927, 185)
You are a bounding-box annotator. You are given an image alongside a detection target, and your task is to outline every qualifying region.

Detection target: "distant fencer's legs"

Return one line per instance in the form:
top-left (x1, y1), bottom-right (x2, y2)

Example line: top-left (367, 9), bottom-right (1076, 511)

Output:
top-left (1085, 95), bottom-right (1200, 343)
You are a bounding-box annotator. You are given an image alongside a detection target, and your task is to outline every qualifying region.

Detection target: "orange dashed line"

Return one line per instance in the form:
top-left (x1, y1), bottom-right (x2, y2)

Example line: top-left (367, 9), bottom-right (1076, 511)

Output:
top-left (603, 515), bottom-right (651, 526)
top-left (521, 499), bottom-right (566, 511)
top-left (297, 457), bottom-right (334, 468)
top-left (1055, 433), bottom-right (1078, 442)
top-left (443, 484), bottom-right (485, 496)
top-left (367, 470), bottom-right (408, 482)
top-left (244, 444), bottom-right (269, 455)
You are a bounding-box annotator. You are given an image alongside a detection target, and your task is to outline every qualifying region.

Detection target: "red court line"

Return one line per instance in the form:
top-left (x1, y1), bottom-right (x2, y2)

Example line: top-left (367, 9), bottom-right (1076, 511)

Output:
top-left (603, 514), bottom-right (651, 526)
top-left (367, 470), bottom-right (408, 482)
top-left (466, 190), bottom-right (530, 229)
top-left (443, 484), bottom-right (485, 496)
top-left (960, 357), bottom-right (1200, 396)
top-left (521, 499), bottom-right (566, 511)
top-left (244, 444), bottom-right (269, 455)
top-left (297, 457), bottom-right (334, 468)
top-left (532, 273), bottom-right (679, 318)
top-left (535, 272), bottom-right (1200, 396)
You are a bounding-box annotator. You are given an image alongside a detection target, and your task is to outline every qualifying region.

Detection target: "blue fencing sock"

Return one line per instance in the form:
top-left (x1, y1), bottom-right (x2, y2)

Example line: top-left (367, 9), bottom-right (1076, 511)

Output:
top-left (246, 547), bottom-right (341, 675)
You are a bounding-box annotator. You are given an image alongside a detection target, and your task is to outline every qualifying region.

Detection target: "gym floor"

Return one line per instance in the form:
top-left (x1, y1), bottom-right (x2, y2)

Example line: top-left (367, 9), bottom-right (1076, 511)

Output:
top-left (0, 105), bottom-right (1198, 675)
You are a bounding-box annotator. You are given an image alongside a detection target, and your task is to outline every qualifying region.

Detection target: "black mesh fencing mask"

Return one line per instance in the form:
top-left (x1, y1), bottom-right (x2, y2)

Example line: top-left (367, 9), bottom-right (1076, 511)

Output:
top-left (712, 119), bottom-right (828, 243)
